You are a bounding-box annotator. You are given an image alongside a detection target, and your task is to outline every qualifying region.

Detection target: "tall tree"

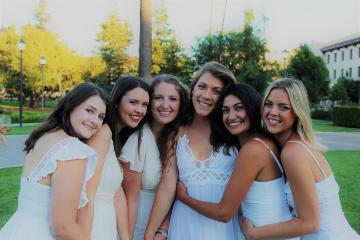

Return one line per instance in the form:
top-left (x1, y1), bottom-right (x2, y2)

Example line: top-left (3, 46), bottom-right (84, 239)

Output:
top-left (97, 11), bottom-right (133, 84)
top-left (34, 0), bottom-right (50, 30)
top-left (138, 0), bottom-right (152, 82)
top-left (287, 44), bottom-right (329, 104)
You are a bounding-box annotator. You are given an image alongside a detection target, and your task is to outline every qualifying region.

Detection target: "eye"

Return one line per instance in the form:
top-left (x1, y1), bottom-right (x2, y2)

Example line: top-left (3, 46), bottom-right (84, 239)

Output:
top-left (143, 102), bottom-right (149, 107)
top-left (153, 96), bottom-right (162, 100)
top-left (170, 97), bottom-right (178, 102)
top-left (198, 84), bottom-right (206, 89)
top-left (98, 114), bottom-right (105, 121)
top-left (264, 102), bottom-right (272, 107)
top-left (213, 90), bottom-right (222, 95)
top-left (280, 105), bottom-right (290, 111)
top-left (222, 107), bottom-right (229, 114)
top-left (129, 100), bottom-right (138, 105)
top-left (86, 108), bottom-right (94, 114)
top-left (235, 105), bottom-right (244, 111)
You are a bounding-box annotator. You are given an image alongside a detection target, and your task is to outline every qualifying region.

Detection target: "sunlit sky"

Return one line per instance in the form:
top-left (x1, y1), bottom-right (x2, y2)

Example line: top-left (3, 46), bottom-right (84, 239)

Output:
top-left (1, 0), bottom-right (359, 60)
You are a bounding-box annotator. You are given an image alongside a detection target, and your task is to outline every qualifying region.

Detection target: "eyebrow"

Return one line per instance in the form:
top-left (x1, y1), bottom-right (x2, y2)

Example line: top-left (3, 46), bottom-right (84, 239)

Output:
top-left (84, 104), bottom-right (96, 110)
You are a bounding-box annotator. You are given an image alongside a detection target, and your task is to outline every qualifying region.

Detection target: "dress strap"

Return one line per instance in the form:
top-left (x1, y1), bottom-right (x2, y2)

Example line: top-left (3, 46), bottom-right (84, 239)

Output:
top-left (253, 138), bottom-right (284, 175)
top-left (287, 141), bottom-right (327, 179)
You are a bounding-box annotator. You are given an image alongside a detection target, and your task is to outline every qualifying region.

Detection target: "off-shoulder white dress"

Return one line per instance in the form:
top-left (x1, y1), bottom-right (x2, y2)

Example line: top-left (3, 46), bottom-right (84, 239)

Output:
top-left (0, 137), bottom-right (97, 240)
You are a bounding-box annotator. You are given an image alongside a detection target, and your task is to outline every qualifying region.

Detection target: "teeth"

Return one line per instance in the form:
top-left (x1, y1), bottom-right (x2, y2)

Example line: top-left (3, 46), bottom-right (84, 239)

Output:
top-left (229, 122), bottom-right (241, 127)
top-left (269, 119), bottom-right (280, 125)
top-left (159, 111), bottom-right (171, 117)
top-left (199, 101), bottom-right (211, 108)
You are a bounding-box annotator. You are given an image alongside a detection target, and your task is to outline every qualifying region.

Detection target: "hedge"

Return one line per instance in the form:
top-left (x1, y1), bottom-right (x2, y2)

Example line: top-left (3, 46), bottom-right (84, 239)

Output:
top-left (311, 109), bottom-right (332, 121)
top-left (332, 106), bottom-right (360, 128)
top-left (8, 111), bottom-right (49, 123)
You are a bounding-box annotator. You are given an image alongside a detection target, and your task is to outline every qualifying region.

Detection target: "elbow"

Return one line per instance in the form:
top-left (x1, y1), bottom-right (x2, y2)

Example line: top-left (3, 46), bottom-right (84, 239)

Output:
top-left (52, 222), bottom-right (71, 239)
top-left (216, 206), bottom-right (233, 223)
top-left (301, 218), bottom-right (320, 234)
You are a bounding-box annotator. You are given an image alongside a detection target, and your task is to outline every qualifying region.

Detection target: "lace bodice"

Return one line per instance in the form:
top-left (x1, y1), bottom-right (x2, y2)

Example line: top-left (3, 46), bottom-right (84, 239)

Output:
top-left (176, 134), bottom-right (237, 186)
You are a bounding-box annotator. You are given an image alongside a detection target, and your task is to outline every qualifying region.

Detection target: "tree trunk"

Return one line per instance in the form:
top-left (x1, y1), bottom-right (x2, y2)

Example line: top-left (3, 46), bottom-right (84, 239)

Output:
top-left (138, 0), bottom-right (152, 82)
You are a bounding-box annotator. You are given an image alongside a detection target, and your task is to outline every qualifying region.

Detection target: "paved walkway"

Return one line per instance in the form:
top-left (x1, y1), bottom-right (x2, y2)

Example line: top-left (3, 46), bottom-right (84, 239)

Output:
top-left (0, 133), bottom-right (359, 169)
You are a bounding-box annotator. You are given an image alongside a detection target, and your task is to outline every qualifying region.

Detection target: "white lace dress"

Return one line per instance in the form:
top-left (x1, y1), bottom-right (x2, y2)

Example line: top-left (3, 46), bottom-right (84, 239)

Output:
top-left (120, 123), bottom-right (162, 240)
top-left (285, 141), bottom-right (359, 239)
top-left (0, 137), bottom-right (97, 240)
top-left (91, 142), bottom-right (123, 239)
top-left (168, 134), bottom-right (242, 240)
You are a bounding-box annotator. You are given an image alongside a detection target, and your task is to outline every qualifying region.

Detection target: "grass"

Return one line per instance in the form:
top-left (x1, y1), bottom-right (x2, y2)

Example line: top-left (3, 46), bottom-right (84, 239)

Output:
top-left (5, 124), bottom-right (38, 135)
top-left (312, 119), bottom-right (360, 132)
top-left (0, 151), bottom-right (359, 233)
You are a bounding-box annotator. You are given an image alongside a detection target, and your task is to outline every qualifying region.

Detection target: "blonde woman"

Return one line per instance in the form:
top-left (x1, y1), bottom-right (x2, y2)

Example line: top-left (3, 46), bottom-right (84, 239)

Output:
top-left (240, 78), bottom-right (359, 239)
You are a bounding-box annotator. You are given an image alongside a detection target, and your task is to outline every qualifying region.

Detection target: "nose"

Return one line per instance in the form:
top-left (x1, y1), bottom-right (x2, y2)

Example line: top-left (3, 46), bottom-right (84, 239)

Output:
top-left (203, 89), bottom-right (212, 100)
top-left (135, 104), bottom-right (146, 116)
top-left (269, 105), bottom-right (278, 116)
top-left (228, 109), bottom-right (237, 121)
top-left (162, 99), bottom-right (170, 109)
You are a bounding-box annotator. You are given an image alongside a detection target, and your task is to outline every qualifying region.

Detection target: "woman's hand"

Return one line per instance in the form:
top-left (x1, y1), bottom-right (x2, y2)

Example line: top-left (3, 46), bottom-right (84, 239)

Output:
top-left (176, 181), bottom-right (188, 202)
top-left (239, 216), bottom-right (256, 239)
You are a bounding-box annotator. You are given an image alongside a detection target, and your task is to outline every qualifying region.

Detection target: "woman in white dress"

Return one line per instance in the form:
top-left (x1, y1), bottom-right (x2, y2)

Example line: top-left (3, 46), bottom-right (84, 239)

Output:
top-left (89, 77), bottom-right (150, 240)
top-left (145, 62), bottom-right (242, 240)
top-left (120, 74), bottom-right (188, 240)
top-left (0, 82), bottom-right (107, 239)
top-left (240, 78), bottom-right (359, 239)
top-left (176, 83), bottom-right (297, 239)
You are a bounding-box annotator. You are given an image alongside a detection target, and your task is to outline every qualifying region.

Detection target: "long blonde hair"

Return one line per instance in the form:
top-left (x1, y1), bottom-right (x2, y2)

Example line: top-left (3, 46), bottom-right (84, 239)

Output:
top-left (262, 78), bottom-right (327, 152)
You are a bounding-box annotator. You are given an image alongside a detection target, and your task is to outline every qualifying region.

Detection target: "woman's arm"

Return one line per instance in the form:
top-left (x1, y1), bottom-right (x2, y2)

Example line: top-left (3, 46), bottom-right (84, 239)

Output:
top-left (176, 143), bottom-right (265, 222)
top-left (76, 124), bottom-right (112, 236)
top-left (122, 162), bottom-right (142, 239)
top-left (241, 144), bottom-right (320, 239)
top-left (51, 159), bottom-right (90, 240)
top-left (114, 184), bottom-right (130, 240)
top-left (144, 153), bottom-right (178, 240)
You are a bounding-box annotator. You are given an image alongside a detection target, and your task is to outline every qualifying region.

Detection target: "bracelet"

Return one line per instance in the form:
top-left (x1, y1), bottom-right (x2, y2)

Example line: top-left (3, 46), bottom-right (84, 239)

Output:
top-left (155, 228), bottom-right (168, 239)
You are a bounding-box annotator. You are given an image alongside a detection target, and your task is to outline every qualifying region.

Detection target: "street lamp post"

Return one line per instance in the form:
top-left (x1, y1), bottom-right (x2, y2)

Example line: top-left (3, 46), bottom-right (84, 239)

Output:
top-left (18, 39), bottom-right (25, 127)
top-left (40, 56), bottom-right (46, 112)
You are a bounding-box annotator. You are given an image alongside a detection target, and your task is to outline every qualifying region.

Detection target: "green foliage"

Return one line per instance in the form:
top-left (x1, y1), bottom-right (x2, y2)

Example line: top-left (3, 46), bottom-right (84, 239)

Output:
top-left (151, 7), bottom-right (193, 83)
top-left (287, 44), bottom-right (329, 103)
top-left (34, 0), bottom-right (50, 30)
top-left (332, 106), bottom-right (360, 128)
top-left (192, 17), bottom-right (274, 93)
top-left (97, 11), bottom-right (135, 85)
top-left (330, 79), bottom-right (348, 102)
top-left (311, 109), bottom-right (332, 121)
top-left (338, 77), bottom-right (360, 103)
top-left (8, 111), bottom-right (49, 123)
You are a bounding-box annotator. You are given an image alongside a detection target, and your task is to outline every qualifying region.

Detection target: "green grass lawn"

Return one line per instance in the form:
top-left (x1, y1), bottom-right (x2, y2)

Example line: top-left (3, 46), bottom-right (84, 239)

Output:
top-left (5, 124), bottom-right (38, 135)
top-left (312, 119), bottom-right (360, 132)
top-left (0, 151), bottom-right (359, 233)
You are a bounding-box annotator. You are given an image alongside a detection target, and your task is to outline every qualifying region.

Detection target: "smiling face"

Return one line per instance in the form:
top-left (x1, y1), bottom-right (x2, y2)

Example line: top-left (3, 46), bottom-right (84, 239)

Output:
top-left (70, 95), bottom-right (106, 139)
top-left (222, 94), bottom-right (250, 136)
top-left (119, 87), bottom-right (149, 128)
top-left (263, 88), bottom-right (296, 139)
top-left (192, 72), bottom-right (224, 117)
top-left (151, 82), bottom-right (181, 126)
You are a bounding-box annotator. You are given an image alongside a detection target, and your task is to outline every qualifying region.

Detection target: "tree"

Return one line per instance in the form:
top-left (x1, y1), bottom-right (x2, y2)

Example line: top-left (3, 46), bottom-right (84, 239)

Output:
top-left (192, 14), bottom-right (274, 93)
top-left (339, 77), bottom-right (360, 103)
top-left (97, 11), bottom-right (133, 85)
top-left (330, 79), bottom-right (348, 103)
top-left (34, 0), bottom-right (50, 30)
top-left (287, 44), bottom-right (329, 104)
top-left (138, 0), bottom-right (152, 82)
top-left (152, 6), bottom-right (193, 83)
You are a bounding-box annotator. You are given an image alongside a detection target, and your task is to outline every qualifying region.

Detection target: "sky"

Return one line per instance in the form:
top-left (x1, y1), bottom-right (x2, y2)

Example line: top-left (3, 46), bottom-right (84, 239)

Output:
top-left (1, 0), bottom-right (359, 60)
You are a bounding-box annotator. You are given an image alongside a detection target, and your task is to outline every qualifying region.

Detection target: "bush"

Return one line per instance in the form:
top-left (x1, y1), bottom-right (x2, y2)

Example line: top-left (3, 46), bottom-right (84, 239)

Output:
top-left (311, 109), bottom-right (332, 121)
top-left (9, 111), bottom-right (49, 123)
top-left (332, 106), bottom-right (360, 128)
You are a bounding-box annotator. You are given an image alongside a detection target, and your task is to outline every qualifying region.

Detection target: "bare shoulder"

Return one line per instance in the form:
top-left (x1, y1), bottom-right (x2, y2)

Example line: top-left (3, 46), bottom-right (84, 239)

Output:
top-left (281, 141), bottom-right (311, 166)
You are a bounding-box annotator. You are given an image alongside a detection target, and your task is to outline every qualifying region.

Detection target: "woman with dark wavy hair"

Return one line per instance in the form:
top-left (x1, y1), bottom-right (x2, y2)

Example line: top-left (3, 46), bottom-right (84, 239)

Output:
top-left (0, 82), bottom-right (107, 239)
top-left (119, 74), bottom-right (189, 239)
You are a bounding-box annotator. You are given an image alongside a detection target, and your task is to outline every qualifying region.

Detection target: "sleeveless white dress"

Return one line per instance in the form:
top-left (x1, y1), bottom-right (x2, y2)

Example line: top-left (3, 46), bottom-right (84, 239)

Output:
top-left (285, 141), bottom-right (359, 239)
top-left (241, 138), bottom-right (298, 240)
top-left (0, 137), bottom-right (97, 240)
top-left (91, 142), bottom-right (123, 239)
top-left (168, 134), bottom-right (242, 240)
top-left (120, 123), bottom-right (162, 240)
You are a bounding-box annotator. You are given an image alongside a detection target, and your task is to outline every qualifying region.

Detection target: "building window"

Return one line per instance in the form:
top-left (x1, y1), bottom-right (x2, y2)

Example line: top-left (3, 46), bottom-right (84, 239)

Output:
top-left (358, 47), bottom-right (360, 58)
top-left (327, 54), bottom-right (330, 63)
top-left (349, 68), bottom-right (352, 77)
top-left (334, 53), bottom-right (337, 62)
top-left (333, 70), bottom-right (336, 79)
top-left (350, 49), bottom-right (353, 59)
top-left (358, 66), bottom-right (360, 77)
top-left (341, 51), bottom-right (344, 60)
top-left (341, 68), bottom-right (344, 76)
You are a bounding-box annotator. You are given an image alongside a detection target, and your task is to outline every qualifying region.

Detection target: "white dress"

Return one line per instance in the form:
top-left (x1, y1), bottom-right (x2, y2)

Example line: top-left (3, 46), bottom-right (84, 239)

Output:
top-left (120, 123), bottom-right (162, 240)
top-left (285, 141), bottom-right (359, 239)
top-left (0, 137), bottom-right (97, 240)
top-left (241, 138), bottom-right (298, 240)
top-left (91, 142), bottom-right (123, 240)
top-left (168, 134), bottom-right (242, 240)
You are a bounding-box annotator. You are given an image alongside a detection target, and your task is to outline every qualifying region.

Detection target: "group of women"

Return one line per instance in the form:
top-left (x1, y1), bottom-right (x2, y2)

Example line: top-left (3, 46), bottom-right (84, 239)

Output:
top-left (0, 61), bottom-right (358, 239)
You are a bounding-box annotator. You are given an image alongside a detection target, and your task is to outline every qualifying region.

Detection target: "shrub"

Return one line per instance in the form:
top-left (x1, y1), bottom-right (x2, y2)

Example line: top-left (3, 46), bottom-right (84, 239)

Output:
top-left (311, 109), bottom-right (332, 121)
top-left (332, 106), bottom-right (360, 128)
top-left (9, 111), bottom-right (49, 123)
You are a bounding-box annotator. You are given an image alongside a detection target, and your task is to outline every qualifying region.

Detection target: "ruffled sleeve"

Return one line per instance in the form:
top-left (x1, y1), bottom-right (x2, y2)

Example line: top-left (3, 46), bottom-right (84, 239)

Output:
top-left (119, 128), bottom-right (147, 172)
top-left (52, 138), bottom-right (97, 208)
top-left (29, 137), bottom-right (98, 208)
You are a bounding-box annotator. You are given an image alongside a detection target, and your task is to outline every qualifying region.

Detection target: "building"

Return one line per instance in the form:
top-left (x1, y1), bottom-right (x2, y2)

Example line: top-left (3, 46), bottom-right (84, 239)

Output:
top-left (320, 34), bottom-right (360, 84)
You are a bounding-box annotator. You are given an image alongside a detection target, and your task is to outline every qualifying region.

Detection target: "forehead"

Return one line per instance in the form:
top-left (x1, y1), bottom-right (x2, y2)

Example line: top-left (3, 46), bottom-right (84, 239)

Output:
top-left (197, 72), bottom-right (224, 88)
top-left (124, 87), bottom-right (149, 100)
top-left (223, 94), bottom-right (241, 105)
top-left (267, 88), bottom-right (290, 102)
top-left (80, 95), bottom-right (106, 112)
top-left (153, 82), bottom-right (179, 96)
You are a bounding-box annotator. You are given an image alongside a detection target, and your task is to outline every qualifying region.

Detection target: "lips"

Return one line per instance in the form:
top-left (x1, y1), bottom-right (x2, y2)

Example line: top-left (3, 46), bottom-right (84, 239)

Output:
top-left (130, 114), bottom-right (142, 123)
top-left (159, 111), bottom-right (171, 117)
top-left (83, 122), bottom-right (96, 131)
top-left (266, 118), bottom-right (281, 127)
